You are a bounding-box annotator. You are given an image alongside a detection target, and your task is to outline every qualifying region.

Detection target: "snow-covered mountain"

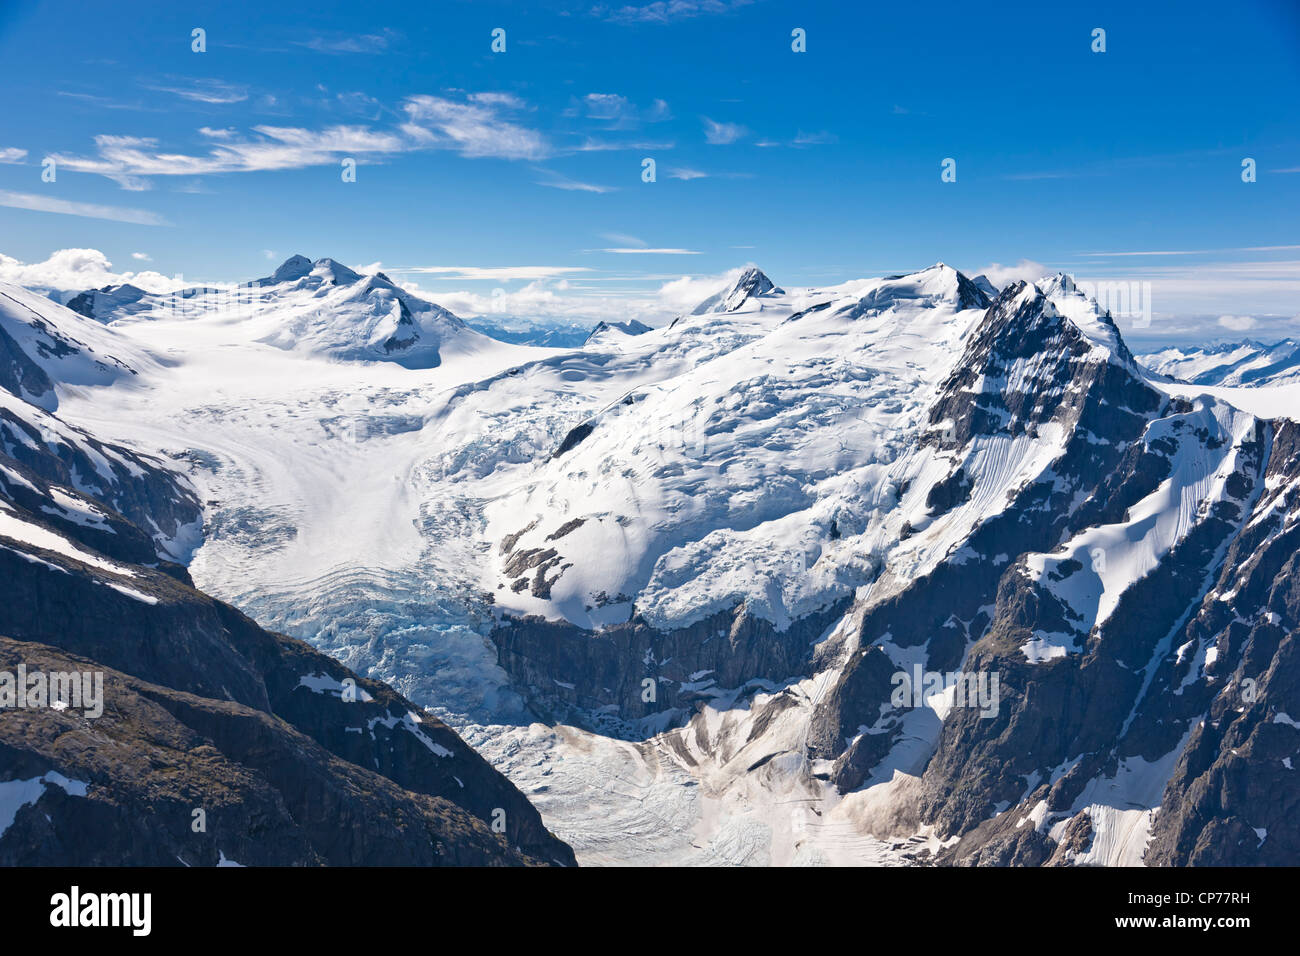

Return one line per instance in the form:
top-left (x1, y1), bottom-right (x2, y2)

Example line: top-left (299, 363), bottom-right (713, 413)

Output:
top-left (68, 255), bottom-right (494, 369)
top-left (1141, 338), bottom-right (1300, 388)
top-left (8, 256), bottom-right (1297, 867)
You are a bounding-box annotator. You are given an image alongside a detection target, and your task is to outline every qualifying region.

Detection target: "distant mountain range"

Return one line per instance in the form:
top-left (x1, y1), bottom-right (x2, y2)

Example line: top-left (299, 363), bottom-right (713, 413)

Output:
top-left (1139, 338), bottom-right (1300, 388)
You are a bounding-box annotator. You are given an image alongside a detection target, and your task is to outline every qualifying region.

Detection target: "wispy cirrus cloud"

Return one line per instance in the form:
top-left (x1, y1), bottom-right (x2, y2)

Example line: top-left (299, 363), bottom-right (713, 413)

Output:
top-left (596, 0), bottom-right (755, 24)
top-left (146, 78), bottom-right (249, 104)
top-left (294, 29), bottom-right (399, 54)
top-left (702, 117), bottom-right (747, 145)
top-left (0, 148), bottom-right (27, 164)
top-left (50, 92), bottom-right (550, 190)
top-left (576, 93), bottom-right (671, 129)
top-left (596, 246), bottom-right (700, 254)
top-left (392, 264), bottom-right (594, 281)
top-left (402, 93), bottom-right (549, 159)
top-left (51, 126), bottom-right (405, 190)
top-left (534, 168), bottom-right (616, 193)
top-left (0, 190), bottom-right (169, 226)
top-left (574, 136), bottom-right (675, 152)
top-left (599, 232), bottom-right (647, 247)
top-left (1080, 245), bottom-right (1300, 257)
top-left (792, 130), bottom-right (837, 147)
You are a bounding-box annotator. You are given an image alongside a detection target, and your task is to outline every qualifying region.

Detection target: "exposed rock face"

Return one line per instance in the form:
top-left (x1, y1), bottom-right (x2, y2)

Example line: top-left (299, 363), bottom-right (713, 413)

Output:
top-left (809, 284), bottom-right (1298, 865)
top-left (0, 638), bottom-right (546, 866)
top-left (492, 597), bottom-right (851, 728)
top-left (1140, 420), bottom-right (1300, 865)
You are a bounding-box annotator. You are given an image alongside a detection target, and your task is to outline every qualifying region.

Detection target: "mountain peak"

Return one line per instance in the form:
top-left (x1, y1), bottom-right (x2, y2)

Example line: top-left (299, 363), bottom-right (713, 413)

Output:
top-left (267, 254), bottom-right (313, 285)
top-left (311, 257), bottom-right (362, 286)
top-left (690, 265), bottom-right (784, 316)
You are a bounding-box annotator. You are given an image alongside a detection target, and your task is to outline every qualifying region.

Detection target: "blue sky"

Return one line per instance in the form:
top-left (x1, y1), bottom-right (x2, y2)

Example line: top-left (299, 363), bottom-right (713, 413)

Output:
top-left (0, 0), bottom-right (1297, 344)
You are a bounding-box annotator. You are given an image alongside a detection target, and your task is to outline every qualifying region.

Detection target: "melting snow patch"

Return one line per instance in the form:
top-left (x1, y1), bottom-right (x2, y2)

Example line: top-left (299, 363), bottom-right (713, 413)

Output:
top-left (104, 581), bottom-right (158, 605)
top-left (1020, 631), bottom-right (1073, 662)
top-left (367, 711), bottom-right (454, 757)
top-left (297, 672), bottom-right (374, 701)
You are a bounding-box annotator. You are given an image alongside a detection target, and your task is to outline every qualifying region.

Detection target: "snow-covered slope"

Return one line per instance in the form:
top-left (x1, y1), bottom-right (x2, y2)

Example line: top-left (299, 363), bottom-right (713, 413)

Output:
top-left (485, 263), bottom-right (991, 632)
top-left (0, 283), bottom-right (153, 410)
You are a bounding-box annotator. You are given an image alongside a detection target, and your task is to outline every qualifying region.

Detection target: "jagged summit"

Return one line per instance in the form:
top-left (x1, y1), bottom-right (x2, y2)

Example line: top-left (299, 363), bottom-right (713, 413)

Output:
top-left (691, 265), bottom-right (785, 315)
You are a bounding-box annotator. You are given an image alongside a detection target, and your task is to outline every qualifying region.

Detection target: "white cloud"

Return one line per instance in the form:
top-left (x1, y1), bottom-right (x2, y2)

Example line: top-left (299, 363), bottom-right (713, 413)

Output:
top-left (534, 169), bottom-right (615, 193)
top-left (579, 93), bottom-right (671, 129)
top-left (402, 94), bottom-right (548, 160)
top-left (792, 130), bottom-right (837, 147)
top-left (147, 79), bottom-right (249, 104)
top-left (396, 265), bottom-right (594, 281)
top-left (0, 190), bottom-right (169, 225)
top-left (1217, 314), bottom-right (1257, 331)
top-left (667, 167), bottom-right (708, 180)
top-left (52, 93), bottom-right (548, 189)
top-left (0, 147), bottom-right (27, 164)
top-left (703, 118), bottom-right (747, 145)
top-left (574, 137), bottom-right (675, 152)
top-left (655, 266), bottom-right (749, 313)
top-left (599, 232), bottom-right (647, 248)
top-left (131, 252), bottom-right (152, 261)
top-left (599, 247), bottom-right (700, 255)
top-left (584, 93), bottom-right (632, 123)
top-left (1081, 245), bottom-right (1300, 256)
top-left (600, 0), bottom-right (755, 24)
top-left (295, 29), bottom-right (397, 54)
top-left (974, 259), bottom-right (1050, 286)
top-left (0, 248), bottom-right (193, 295)
top-left (52, 126), bottom-right (406, 189)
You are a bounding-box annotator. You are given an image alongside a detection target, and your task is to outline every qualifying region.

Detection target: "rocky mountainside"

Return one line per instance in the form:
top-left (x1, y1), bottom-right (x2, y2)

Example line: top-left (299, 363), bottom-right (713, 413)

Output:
top-left (0, 287), bottom-right (574, 866)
